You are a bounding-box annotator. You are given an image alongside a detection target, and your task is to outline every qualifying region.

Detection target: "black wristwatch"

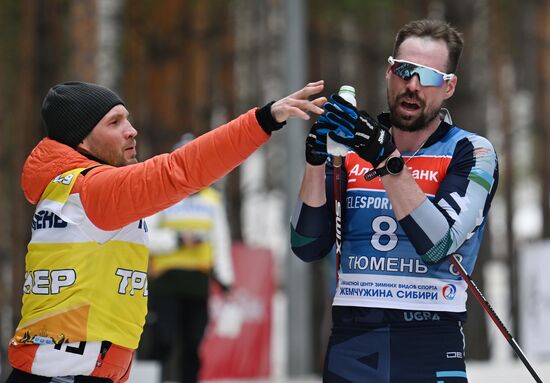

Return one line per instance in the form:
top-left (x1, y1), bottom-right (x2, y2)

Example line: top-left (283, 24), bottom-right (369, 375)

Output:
top-left (364, 156), bottom-right (405, 181)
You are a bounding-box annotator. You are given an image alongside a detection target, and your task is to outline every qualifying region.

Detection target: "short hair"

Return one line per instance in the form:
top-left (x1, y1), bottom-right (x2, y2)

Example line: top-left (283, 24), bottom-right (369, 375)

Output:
top-left (392, 19), bottom-right (464, 74)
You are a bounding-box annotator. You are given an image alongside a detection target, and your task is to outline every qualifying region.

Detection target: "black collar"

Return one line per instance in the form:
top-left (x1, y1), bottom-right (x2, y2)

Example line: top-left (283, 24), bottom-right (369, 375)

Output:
top-left (76, 149), bottom-right (108, 165)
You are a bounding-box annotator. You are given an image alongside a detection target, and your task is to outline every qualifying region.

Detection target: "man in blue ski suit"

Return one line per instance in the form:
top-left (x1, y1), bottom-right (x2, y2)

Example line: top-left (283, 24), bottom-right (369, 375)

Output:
top-left (291, 19), bottom-right (498, 383)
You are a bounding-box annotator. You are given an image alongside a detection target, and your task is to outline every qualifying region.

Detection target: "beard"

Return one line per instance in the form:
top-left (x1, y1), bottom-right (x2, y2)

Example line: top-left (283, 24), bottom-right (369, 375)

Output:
top-left (82, 138), bottom-right (138, 167)
top-left (388, 90), bottom-right (441, 132)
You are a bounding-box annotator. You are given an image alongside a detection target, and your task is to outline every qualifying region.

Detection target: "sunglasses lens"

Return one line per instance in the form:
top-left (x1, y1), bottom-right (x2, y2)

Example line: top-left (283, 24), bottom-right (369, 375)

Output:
top-left (391, 62), bottom-right (445, 87)
top-left (391, 62), bottom-right (414, 81)
top-left (416, 67), bottom-right (445, 86)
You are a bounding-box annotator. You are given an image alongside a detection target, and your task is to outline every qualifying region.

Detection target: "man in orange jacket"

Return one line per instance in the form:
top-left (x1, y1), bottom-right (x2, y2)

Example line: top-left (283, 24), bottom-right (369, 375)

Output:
top-left (6, 80), bottom-right (326, 383)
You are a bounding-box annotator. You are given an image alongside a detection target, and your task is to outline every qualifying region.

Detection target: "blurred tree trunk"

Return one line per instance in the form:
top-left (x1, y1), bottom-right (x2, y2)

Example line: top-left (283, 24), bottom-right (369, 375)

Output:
top-left (121, 1), bottom-right (151, 155)
top-left (307, 9), bottom-right (330, 373)
top-left (0, 1), bottom-right (68, 379)
top-left (489, 0), bottom-right (518, 339)
top-left (69, 1), bottom-right (98, 81)
top-left (122, 2), bottom-right (220, 148)
top-left (123, 0), bottom-right (211, 154)
top-left (216, 2), bottom-right (242, 241)
top-left (232, 0), bottom-right (259, 244)
top-left (536, 1), bottom-right (550, 239)
top-left (232, 0), bottom-right (279, 242)
top-left (0, 1), bottom-right (23, 378)
top-left (11, 0), bottom-right (39, 348)
top-left (13, 0), bottom-right (79, 326)
top-left (445, 0), bottom-right (492, 359)
top-left (145, 0), bottom-right (188, 153)
top-left (97, 0), bottom-right (123, 88)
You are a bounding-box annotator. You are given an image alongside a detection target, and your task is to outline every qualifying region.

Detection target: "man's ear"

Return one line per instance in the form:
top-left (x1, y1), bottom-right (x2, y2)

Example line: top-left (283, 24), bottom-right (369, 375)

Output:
top-left (444, 75), bottom-right (458, 100)
top-left (77, 137), bottom-right (91, 153)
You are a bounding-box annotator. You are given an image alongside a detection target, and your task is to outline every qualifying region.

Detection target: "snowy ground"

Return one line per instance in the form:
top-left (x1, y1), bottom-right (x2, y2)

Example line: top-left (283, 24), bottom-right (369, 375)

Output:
top-left (130, 361), bottom-right (550, 383)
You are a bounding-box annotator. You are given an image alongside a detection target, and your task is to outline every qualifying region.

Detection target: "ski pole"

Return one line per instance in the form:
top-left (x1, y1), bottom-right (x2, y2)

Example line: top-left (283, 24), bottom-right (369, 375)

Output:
top-left (327, 85), bottom-right (356, 282)
top-left (450, 254), bottom-right (543, 383)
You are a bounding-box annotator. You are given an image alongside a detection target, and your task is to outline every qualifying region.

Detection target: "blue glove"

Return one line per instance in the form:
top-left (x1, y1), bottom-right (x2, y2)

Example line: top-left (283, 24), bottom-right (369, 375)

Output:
top-left (305, 115), bottom-right (334, 165)
top-left (324, 94), bottom-right (396, 167)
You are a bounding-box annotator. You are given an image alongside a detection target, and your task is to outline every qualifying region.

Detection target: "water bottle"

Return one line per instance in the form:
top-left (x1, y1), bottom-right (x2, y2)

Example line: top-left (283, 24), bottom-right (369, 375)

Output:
top-left (338, 85), bottom-right (357, 106)
top-left (327, 85), bottom-right (356, 164)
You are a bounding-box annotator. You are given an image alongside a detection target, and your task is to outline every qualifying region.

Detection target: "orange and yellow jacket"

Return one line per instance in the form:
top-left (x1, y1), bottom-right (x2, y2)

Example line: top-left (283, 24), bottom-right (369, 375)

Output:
top-left (9, 108), bottom-right (268, 381)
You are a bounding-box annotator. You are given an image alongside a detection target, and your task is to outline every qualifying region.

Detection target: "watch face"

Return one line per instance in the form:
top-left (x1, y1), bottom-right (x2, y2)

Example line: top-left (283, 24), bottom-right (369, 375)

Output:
top-left (386, 156), bottom-right (404, 174)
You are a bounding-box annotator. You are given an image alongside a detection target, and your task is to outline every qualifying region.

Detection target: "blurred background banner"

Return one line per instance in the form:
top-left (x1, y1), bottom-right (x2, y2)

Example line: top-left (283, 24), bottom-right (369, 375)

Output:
top-left (200, 243), bottom-right (274, 380)
top-left (520, 240), bottom-right (550, 360)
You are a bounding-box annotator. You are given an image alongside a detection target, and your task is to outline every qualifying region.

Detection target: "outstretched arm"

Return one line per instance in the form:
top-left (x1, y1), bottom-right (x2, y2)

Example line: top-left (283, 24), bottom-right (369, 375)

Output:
top-left (80, 81), bottom-right (327, 231)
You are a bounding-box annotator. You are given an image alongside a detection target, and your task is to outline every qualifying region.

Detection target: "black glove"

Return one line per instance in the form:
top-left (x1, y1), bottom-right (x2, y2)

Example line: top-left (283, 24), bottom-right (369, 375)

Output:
top-left (324, 94), bottom-right (396, 167)
top-left (305, 117), bottom-right (333, 165)
top-left (217, 282), bottom-right (232, 294)
top-left (211, 272), bottom-right (232, 294)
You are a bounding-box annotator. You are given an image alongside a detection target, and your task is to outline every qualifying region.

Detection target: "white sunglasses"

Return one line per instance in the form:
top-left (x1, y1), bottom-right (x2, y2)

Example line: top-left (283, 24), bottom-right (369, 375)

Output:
top-left (388, 56), bottom-right (454, 87)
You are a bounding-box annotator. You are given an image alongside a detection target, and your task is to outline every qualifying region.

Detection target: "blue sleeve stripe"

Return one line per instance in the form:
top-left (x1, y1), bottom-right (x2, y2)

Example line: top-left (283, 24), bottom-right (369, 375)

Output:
top-left (468, 168), bottom-right (494, 192)
top-left (436, 370), bottom-right (467, 378)
top-left (409, 199), bottom-right (450, 245)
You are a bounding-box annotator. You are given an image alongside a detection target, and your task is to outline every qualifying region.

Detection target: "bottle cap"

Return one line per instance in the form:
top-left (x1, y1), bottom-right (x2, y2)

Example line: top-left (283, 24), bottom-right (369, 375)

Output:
top-left (338, 85), bottom-right (356, 107)
top-left (339, 85), bottom-right (356, 95)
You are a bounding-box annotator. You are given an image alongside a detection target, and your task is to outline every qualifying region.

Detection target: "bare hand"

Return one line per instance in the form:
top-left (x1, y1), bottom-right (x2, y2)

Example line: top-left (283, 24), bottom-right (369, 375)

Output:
top-left (270, 80), bottom-right (327, 123)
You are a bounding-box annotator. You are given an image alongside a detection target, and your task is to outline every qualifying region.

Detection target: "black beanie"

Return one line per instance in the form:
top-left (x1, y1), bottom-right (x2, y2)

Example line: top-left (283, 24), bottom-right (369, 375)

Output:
top-left (42, 81), bottom-right (125, 148)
